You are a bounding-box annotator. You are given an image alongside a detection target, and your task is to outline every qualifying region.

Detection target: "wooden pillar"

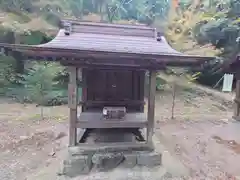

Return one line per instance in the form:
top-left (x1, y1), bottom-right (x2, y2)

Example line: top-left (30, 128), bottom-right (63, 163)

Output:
top-left (81, 68), bottom-right (87, 112)
top-left (68, 66), bottom-right (78, 146)
top-left (139, 71), bottom-right (145, 112)
top-left (147, 70), bottom-right (156, 143)
top-left (234, 80), bottom-right (240, 119)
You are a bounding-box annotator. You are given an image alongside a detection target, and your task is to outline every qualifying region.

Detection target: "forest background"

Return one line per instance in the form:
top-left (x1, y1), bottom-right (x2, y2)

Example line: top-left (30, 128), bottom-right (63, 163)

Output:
top-left (0, 0), bottom-right (239, 106)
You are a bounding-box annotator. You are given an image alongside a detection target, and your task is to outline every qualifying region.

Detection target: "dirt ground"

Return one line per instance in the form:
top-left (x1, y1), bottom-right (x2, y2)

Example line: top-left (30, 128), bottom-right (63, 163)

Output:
top-left (1, 78), bottom-right (240, 180)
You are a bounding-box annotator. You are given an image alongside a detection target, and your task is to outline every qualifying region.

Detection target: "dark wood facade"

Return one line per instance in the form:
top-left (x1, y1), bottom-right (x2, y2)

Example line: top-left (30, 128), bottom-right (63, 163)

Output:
top-left (82, 69), bottom-right (145, 112)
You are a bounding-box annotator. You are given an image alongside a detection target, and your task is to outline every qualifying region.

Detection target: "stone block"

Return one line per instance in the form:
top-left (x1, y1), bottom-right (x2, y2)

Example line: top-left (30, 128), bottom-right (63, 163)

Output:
top-left (122, 154), bottom-right (137, 168)
top-left (68, 146), bottom-right (87, 156)
top-left (92, 152), bottom-right (124, 171)
top-left (137, 152), bottom-right (162, 167)
top-left (62, 155), bottom-right (92, 177)
top-left (161, 172), bottom-right (173, 179)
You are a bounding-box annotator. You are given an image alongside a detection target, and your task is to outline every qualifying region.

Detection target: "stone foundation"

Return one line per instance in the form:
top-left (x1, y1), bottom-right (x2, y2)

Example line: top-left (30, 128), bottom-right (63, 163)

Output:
top-left (59, 129), bottom-right (162, 178)
top-left (60, 150), bottom-right (162, 177)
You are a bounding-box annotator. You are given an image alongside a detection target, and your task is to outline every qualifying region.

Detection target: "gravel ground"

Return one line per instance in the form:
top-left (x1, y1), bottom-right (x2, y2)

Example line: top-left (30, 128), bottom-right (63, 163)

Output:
top-left (0, 80), bottom-right (239, 180)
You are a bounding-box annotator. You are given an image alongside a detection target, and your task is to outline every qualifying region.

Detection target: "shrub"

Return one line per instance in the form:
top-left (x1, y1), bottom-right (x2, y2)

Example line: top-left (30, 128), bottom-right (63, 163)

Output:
top-left (43, 12), bottom-right (61, 27)
top-left (0, 27), bottom-right (15, 43)
top-left (21, 31), bottom-right (49, 45)
top-left (0, 0), bottom-right (34, 13)
top-left (0, 55), bottom-right (17, 95)
top-left (21, 61), bottom-right (64, 105)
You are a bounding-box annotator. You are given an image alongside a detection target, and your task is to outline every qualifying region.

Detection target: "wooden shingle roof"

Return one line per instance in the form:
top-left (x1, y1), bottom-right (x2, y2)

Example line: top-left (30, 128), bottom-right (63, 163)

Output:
top-left (37, 29), bottom-right (182, 56)
top-left (0, 19), bottom-right (214, 69)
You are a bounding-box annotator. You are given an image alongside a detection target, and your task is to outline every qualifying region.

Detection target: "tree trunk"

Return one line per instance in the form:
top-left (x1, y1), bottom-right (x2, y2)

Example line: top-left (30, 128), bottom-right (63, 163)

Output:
top-left (40, 106), bottom-right (44, 121)
top-left (209, 0), bottom-right (213, 8)
top-left (40, 83), bottom-right (44, 121)
top-left (171, 82), bottom-right (176, 119)
top-left (99, 0), bottom-right (106, 22)
top-left (14, 33), bottom-right (24, 73)
top-left (79, 0), bottom-right (84, 20)
top-left (100, 5), bottom-right (104, 22)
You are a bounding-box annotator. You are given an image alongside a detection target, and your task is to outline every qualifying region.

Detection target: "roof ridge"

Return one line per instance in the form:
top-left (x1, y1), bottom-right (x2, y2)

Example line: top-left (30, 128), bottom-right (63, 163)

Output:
top-left (61, 19), bottom-right (155, 30)
top-left (61, 19), bottom-right (157, 38)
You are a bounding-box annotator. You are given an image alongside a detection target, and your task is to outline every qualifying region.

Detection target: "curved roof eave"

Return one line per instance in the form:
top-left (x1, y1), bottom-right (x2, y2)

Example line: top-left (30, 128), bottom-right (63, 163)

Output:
top-left (0, 21), bottom-right (215, 67)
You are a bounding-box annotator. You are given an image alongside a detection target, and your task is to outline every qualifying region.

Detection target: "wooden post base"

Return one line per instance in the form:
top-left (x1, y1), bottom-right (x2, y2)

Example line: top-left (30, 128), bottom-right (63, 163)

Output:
top-left (232, 116), bottom-right (240, 121)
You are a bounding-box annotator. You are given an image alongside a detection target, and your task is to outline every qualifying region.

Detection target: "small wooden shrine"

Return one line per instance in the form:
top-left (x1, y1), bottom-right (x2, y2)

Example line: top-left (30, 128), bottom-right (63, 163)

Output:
top-left (0, 19), bottom-right (213, 175)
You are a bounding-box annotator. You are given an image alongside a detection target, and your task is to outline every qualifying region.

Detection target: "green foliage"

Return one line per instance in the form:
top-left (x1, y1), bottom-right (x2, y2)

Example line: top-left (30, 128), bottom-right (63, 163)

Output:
top-left (0, 0), bottom-right (172, 28)
top-left (41, 89), bottom-right (68, 106)
top-left (190, 60), bottom-right (224, 87)
top-left (0, 55), bottom-right (17, 95)
top-left (43, 12), bottom-right (61, 27)
top-left (0, 0), bottom-right (34, 12)
top-left (21, 62), bottom-right (64, 105)
top-left (2, 0), bottom-right (231, 102)
top-left (156, 76), bottom-right (167, 91)
top-left (0, 27), bottom-right (15, 43)
top-left (67, 0), bottom-right (170, 23)
top-left (41, 4), bottom-right (63, 14)
top-left (193, 0), bottom-right (240, 57)
top-left (182, 0), bottom-right (240, 87)
top-left (21, 31), bottom-right (48, 45)
top-left (119, 0), bottom-right (169, 23)
top-left (69, 0), bottom-right (85, 19)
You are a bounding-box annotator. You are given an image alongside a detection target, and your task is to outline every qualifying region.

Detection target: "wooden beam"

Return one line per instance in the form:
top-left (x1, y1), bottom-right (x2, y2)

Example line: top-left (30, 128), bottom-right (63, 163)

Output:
top-left (147, 70), bottom-right (156, 143)
top-left (76, 112), bottom-right (147, 129)
top-left (82, 100), bottom-right (145, 106)
top-left (61, 61), bottom-right (162, 70)
top-left (60, 57), bottom-right (165, 70)
top-left (139, 71), bottom-right (145, 112)
top-left (234, 80), bottom-right (240, 119)
top-left (0, 44), bottom-right (212, 68)
top-left (68, 66), bottom-right (78, 146)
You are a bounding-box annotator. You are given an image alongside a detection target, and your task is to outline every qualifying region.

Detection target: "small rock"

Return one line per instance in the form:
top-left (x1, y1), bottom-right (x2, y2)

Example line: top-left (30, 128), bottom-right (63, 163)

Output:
top-left (49, 149), bottom-right (56, 157)
top-left (19, 136), bottom-right (28, 140)
top-left (36, 142), bottom-right (41, 147)
top-left (122, 154), bottom-right (137, 168)
top-left (55, 132), bottom-right (67, 140)
top-left (175, 144), bottom-right (181, 154)
top-left (45, 159), bottom-right (51, 166)
top-left (221, 119), bottom-right (229, 123)
top-left (182, 125), bottom-right (187, 129)
top-left (137, 152), bottom-right (162, 167)
top-left (162, 172), bottom-right (173, 179)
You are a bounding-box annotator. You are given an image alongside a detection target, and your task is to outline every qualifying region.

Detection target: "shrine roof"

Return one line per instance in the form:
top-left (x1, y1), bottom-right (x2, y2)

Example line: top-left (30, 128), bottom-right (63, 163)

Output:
top-left (0, 19), bottom-right (214, 69)
top-left (213, 52), bottom-right (240, 74)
